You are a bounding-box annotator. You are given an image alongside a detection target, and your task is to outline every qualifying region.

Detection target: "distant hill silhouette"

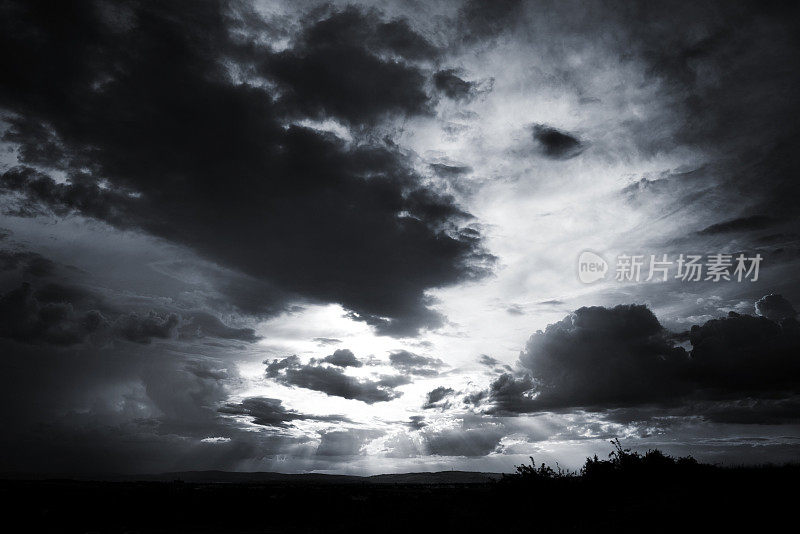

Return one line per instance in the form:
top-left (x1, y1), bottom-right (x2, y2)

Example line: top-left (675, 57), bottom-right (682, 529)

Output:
top-left (1, 469), bottom-right (503, 484)
top-left (2, 442), bottom-right (795, 533)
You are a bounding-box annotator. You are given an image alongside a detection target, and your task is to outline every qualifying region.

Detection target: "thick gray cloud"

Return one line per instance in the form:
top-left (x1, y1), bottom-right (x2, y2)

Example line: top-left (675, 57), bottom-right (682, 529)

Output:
top-left (0, 1), bottom-right (492, 337)
top-left (265, 355), bottom-right (408, 403)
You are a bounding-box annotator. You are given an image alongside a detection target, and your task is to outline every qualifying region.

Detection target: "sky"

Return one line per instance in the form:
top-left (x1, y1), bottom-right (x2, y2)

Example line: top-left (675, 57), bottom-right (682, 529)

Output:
top-left (1, 0), bottom-right (799, 475)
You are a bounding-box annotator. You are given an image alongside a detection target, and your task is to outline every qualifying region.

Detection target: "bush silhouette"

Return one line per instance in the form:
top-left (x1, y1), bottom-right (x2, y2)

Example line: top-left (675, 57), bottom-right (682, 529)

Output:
top-left (506, 438), bottom-right (703, 485)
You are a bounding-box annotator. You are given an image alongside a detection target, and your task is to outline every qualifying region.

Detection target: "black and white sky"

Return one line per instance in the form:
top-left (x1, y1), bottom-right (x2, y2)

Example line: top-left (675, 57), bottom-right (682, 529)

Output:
top-left (1, 0), bottom-right (799, 474)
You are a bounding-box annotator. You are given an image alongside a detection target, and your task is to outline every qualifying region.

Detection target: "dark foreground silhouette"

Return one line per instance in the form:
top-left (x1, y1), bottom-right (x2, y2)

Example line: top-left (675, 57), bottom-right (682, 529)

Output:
top-left (2, 441), bottom-right (796, 533)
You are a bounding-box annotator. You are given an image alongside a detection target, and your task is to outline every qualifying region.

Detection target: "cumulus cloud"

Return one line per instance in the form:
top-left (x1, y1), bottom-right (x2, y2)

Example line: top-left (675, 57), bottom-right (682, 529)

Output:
top-left (475, 298), bottom-right (800, 423)
top-left (263, 6), bottom-right (436, 125)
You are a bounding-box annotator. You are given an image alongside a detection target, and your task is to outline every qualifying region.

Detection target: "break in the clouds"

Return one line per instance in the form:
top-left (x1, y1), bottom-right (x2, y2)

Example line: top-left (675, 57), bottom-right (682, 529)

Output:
top-left (1, 0), bottom-right (799, 474)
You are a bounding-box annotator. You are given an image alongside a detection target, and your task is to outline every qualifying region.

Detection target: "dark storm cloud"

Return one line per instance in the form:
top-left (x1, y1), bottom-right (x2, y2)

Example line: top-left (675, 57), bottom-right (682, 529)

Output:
top-left (219, 397), bottom-right (347, 428)
top-left (264, 7), bottom-right (436, 125)
top-left (687, 310), bottom-right (800, 396)
top-left (0, 283), bottom-right (107, 346)
top-left (389, 350), bottom-right (445, 376)
top-left (755, 294), bottom-right (797, 324)
top-left (697, 215), bottom-right (778, 235)
top-left (422, 386), bottom-right (454, 409)
top-left (531, 124), bottom-right (585, 160)
top-left (475, 298), bottom-right (800, 422)
top-left (319, 348), bottom-right (363, 368)
top-left (0, 280), bottom-right (260, 346)
top-left (265, 355), bottom-right (408, 403)
top-left (0, 1), bottom-right (491, 337)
